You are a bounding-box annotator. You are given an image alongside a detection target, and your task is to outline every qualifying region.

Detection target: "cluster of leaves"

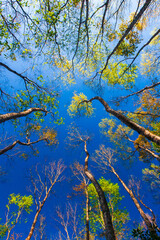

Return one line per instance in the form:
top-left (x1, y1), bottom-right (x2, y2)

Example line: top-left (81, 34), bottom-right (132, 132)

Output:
top-left (7, 193), bottom-right (33, 214)
top-left (0, 194), bottom-right (33, 239)
top-left (68, 92), bottom-right (94, 117)
top-left (101, 62), bottom-right (137, 89)
top-left (86, 177), bottom-right (129, 238)
top-left (99, 117), bottom-right (134, 163)
top-left (0, 3), bottom-right (21, 59)
top-left (115, 17), bottom-right (142, 57)
top-left (12, 82), bottom-right (62, 126)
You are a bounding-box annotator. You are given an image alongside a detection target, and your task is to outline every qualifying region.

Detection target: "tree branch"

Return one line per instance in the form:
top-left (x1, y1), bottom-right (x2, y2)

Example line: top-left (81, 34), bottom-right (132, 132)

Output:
top-left (0, 107), bottom-right (48, 124)
top-left (117, 81), bottom-right (160, 101)
top-left (84, 96), bottom-right (160, 145)
top-left (126, 136), bottom-right (160, 161)
top-left (0, 138), bottom-right (48, 155)
top-left (0, 62), bottom-right (52, 94)
top-left (101, 0), bottom-right (152, 74)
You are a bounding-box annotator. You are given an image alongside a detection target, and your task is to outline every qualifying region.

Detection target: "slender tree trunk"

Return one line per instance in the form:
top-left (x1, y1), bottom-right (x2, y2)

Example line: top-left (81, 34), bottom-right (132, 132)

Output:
top-left (85, 185), bottom-right (90, 240)
top-left (87, 96), bottom-right (160, 145)
top-left (102, 0), bottom-right (152, 71)
top-left (110, 164), bottom-right (158, 237)
top-left (84, 141), bottom-right (116, 240)
top-left (0, 108), bottom-right (48, 124)
top-left (126, 136), bottom-right (160, 161)
top-left (25, 181), bottom-right (56, 240)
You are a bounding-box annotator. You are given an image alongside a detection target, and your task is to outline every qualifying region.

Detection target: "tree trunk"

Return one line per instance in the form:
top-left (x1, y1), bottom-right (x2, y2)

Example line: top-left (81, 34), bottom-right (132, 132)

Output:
top-left (85, 185), bottom-right (90, 240)
top-left (110, 164), bottom-right (158, 237)
top-left (84, 141), bottom-right (116, 240)
top-left (0, 108), bottom-right (47, 124)
top-left (88, 96), bottom-right (160, 146)
top-left (25, 181), bottom-right (56, 240)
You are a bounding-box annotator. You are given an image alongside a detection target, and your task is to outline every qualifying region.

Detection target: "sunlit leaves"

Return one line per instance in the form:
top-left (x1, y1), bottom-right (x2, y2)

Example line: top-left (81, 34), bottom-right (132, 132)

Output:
top-left (116, 19), bottom-right (141, 57)
top-left (99, 117), bottom-right (133, 144)
top-left (127, 90), bottom-right (160, 127)
top-left (141, 29), bottom-right (160, 76)
top-left (101, 62), bottom-right (137, 88)
top-left (0, 194), bottom-right (33, 238)
top-left (0, 224), bottom-right (8, 238)
top-left (8, 193), bottom-right (33, 214)
top-left (87, 177), bottom-right (129, 238)
top-left (13, 83), bottom-right (59, 124)
top-left (99, 118), bottom-right (135, 163)
top-left (41, 128), bottom-right (58, 145)
top-left (68, 92), bottom-right (94, 117)
top-left (54, 57), bottom-right (75, 85)
top-left (134, 135), bottom-right (152, 162)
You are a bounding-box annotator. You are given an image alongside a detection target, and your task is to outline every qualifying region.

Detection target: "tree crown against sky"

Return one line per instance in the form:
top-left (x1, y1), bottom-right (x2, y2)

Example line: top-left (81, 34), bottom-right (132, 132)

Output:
top-left (0, 0), bottom-right (160, 239)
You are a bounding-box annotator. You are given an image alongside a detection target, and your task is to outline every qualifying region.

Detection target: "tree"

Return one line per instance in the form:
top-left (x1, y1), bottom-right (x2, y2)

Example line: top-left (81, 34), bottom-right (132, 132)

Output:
top-left (71, 162), bottom-right (90, 240)
top-left (0, 161), bottom-right (65, 239)
top-left (0, 0), bottom-right (160, 238)
top-left (93, 145), bottom-right (160, 238)
top-left (0, 193), bottom-right (33, 240)
top-left (87, 177), bottom-right (129, 239)
top-left (68, 94), bottom-right (160, 145)
top-left (67, 125), bottom-right (116, 240)
top-left (25, 161), bottom-right (65, 240)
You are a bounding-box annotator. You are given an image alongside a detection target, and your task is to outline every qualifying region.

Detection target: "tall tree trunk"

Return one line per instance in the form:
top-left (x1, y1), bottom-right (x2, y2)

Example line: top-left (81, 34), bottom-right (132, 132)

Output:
top-left (85, 185), bottom-right (90, 240)
top-left (87, 96), bottom-right (160, 146)
top-left (83, 141), bottom-right (116, 240)
top-left (25, 180), bottom-right (56, 240)
top-left (110, 164), bottom-right (158, 237)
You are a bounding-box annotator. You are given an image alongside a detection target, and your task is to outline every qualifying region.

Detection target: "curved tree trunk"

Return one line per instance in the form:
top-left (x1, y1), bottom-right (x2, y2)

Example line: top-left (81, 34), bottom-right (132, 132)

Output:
top-left (84, 141), bottom-right (116, 240)
top-left (0, 138), bottom-right (47, 155)
top-left (0, 107), bottom-right (48, 124)
top-left (87, 96), bottom-right (160, 146)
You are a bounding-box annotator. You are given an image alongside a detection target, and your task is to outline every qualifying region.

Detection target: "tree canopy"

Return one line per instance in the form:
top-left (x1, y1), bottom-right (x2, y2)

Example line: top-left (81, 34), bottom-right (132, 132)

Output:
top-left (0, 0), bottom-right (160, 239)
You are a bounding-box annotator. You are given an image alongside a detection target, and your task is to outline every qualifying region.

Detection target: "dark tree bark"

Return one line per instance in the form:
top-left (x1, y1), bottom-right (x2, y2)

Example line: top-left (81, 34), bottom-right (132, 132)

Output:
top-left (83, 96), bottom-right (160, 146)
top-left (0, 138), bottom-right (48, 155)
top-left (83, 141), bottom-right (116, 240)
top-left (102, 0), bottom-right (152, 72)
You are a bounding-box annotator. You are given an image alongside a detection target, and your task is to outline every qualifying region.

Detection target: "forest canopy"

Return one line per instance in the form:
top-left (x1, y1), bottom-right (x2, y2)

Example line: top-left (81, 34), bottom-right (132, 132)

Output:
top-left (0, 0), bottom-right (160, 239)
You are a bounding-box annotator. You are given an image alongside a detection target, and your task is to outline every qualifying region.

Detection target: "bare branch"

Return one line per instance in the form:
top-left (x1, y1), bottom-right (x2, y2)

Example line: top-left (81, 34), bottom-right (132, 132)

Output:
top-left (0, 137), bottom-right (48, 156)
top-left (25, 161), bottom-right (65, 240)
top-left (117, 81), bottom-right (160, 101)
top-left (0, 62), bottom-right (54, 94)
